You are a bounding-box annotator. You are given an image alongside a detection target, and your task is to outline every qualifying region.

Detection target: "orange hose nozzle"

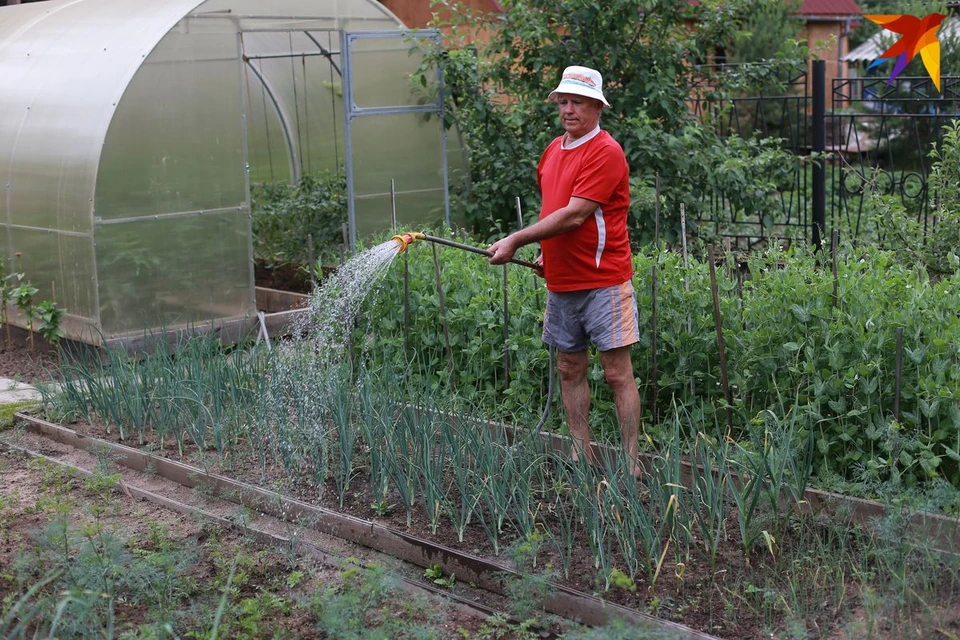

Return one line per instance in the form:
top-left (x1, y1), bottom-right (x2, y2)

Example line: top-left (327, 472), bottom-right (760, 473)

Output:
top-left (391, 232), bottom-right (425, 253)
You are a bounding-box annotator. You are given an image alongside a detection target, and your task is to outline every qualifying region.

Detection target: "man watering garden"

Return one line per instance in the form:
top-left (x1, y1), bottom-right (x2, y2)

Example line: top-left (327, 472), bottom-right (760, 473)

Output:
top-left (488, 65), bottom-right (640, 474)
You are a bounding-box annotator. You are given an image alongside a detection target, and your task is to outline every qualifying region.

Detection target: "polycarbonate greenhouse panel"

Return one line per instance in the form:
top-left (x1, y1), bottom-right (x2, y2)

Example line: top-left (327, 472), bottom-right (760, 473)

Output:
top-left (240, 29), bottom-right (345, 182)
top-left (348, 37), bottom-right (436, 110)
top-left (355, 190), bottom-right (446, 237)
top-left (95, 211), bottom-right (251, 336)
top-left (0, 0), bottom-right (439, 344)
top-left (351, 110), bottom-right (446, 236)
top-left (193, 0), bottom-right (400, 29)
top-left (1, 0), bottom-right (203, 238)
top-left (96, 26), bottom-right (246, 220)
top-left (6, 228), bottom-right (97, 321)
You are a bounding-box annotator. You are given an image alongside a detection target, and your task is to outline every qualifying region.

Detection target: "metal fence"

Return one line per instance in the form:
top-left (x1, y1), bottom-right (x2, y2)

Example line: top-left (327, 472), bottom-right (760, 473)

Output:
top-left (693, 60), bottom-right (960, 249)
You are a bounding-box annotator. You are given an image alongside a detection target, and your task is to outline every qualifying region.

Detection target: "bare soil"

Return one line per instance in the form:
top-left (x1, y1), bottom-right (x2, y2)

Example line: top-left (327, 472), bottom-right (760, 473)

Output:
top-left (0, 327), bottom-right (60, 385)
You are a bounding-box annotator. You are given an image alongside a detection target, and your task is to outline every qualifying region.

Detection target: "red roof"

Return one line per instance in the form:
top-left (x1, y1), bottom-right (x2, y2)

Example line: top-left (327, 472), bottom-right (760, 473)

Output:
top-left (799, 0), bottom-right (862, 16)
top-left (687, 0), bottom-right (863, 17)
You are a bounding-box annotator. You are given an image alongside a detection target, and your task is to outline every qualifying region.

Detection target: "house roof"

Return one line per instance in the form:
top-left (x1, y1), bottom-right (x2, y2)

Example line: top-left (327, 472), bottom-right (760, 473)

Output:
top-left (686, 0), bottom-right (863, 18)
top-left (799, 0), bottom-right (863, 18)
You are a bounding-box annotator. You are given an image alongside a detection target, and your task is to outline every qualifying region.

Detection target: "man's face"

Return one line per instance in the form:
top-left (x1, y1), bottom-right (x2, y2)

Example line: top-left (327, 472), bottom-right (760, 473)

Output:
top-left (555, 93), bottom-right (603, 140)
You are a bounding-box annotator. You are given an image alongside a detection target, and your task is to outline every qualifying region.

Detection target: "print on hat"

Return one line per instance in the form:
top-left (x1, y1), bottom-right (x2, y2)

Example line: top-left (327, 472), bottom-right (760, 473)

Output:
top-left (548, 65), bottom-right (611, 108)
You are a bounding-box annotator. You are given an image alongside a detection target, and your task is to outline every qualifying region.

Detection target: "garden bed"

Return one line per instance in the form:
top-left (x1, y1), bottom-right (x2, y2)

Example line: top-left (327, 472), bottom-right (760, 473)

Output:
top-left (13, 410), bottom-right (960, 640)
top-left (0, 436), bottom-right (513, 639)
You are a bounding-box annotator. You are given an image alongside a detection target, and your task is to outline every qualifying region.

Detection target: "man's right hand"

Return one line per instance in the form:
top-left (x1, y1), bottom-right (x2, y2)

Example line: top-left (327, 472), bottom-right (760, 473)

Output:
top-left (487, 235), bottom-right (518, 265)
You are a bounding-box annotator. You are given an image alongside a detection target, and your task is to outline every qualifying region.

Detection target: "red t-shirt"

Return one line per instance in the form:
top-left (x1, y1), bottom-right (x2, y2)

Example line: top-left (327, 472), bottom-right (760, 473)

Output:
top-left (537, 128), bottom-right (632, 292)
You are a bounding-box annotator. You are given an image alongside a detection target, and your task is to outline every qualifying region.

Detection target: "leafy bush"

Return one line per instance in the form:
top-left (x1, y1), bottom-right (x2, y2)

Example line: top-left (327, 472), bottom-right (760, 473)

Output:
top-left (251, 171), bottom-right (347, 269)
top-left (870, 119), bottom-right (960, 276)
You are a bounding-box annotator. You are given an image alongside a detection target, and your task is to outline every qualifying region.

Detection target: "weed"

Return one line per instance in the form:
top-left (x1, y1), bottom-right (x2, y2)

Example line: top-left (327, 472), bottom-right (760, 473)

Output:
top-left (370, 498), bottom-right (395, 517)
top-left (312, 563), bottom-right (438, 639)
top-left (286, 570), bottom-right (305, 589)
top-left (423, 563), bottom-right (456, 588)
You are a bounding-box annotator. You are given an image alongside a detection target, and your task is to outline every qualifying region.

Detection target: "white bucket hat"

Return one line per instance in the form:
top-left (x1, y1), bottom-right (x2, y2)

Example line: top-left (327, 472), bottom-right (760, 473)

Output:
top-left (548, 65), bottom-right (610, 108)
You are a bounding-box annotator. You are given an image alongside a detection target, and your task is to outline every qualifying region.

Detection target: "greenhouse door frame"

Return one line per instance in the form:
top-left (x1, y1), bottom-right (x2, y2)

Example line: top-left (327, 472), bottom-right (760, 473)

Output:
top-left (341, 29), bottom-right (450, 249)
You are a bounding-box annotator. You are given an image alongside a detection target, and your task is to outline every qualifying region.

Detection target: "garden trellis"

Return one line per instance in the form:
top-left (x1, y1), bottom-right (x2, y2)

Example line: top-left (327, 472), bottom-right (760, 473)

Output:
top-left (0, 0), bottom-right (456, 347)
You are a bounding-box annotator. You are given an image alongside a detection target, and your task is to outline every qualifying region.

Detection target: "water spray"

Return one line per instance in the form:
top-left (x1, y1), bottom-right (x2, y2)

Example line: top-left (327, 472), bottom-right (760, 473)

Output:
top-left (391, 232), bottom-right (541, 271)
top-left (391, 231), bottom-right (556, 433)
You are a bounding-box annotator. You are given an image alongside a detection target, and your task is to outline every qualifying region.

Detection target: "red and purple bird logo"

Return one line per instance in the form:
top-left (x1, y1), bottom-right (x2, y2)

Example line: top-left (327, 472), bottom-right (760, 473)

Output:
top-left (865, 13), bottom-right (946, 92)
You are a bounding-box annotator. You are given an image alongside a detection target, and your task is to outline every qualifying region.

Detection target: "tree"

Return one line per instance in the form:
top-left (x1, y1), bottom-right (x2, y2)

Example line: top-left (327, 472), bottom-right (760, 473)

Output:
top-left (424, 0), bottom-right (808, 245)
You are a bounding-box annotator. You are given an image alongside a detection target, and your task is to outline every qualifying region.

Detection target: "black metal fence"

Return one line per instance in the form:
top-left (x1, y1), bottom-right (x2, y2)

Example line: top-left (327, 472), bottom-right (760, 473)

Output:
top-left (693, 60), bottom-right (960, 248)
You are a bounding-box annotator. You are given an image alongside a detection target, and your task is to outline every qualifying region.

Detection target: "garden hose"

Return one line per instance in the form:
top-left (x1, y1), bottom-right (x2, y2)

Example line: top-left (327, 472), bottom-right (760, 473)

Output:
top-left (391, 232), bottom-right (541, 271)
top-left (391, 231), bottom-right (556, 433)
top-left (534, 345), bottom-right (556, 433)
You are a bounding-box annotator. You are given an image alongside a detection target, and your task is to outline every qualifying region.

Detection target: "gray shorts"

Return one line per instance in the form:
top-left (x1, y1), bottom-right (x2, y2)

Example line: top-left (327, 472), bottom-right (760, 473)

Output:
top-left (542, 280), bottom-right (640, 353)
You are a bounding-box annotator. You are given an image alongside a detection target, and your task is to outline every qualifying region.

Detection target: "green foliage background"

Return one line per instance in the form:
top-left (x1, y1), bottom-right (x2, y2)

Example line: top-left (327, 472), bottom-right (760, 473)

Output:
top-left (251, 171), bottom-right (347, 269)
top-left (361, 237), bottom-right (960, 492)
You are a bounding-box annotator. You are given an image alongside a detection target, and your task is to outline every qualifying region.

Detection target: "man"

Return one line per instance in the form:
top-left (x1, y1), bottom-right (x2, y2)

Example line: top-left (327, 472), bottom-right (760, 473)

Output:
top-left (488, 65), bottom-right (640, 473)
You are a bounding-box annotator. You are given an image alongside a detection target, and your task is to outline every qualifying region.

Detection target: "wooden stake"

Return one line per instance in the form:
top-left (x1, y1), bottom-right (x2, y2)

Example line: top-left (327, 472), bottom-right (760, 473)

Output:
top-left (503, 264), bottom-right (510, 387)
top-left (650, 173), bottom-right (661, 426)
top-left (894, 327), bottom-right (903, 422)
top-left (431, 243), bottom-right (456, 389)
top-left (680, 204), bottom-right (694, 397)
top-left (708, 244), bottom-right (733, 434)
top-left (390, 179), bottom-right (398, 231)
top-left (516, 196), bottom-right (540, 310)
top-left (831, 229), bottom-right (839, 308)
top-left (307, 234), bottom-right (315, 289)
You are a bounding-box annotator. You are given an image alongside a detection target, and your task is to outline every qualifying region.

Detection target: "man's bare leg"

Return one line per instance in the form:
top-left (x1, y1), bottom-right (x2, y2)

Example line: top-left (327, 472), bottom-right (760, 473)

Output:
top-left (600, 346), bottom-right (641, 475)
top-left (557, 350), bottom-right (592, 463)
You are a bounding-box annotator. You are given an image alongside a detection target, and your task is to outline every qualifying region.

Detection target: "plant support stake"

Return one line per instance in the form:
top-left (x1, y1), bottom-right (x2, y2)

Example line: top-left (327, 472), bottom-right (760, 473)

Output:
top-left (650, 173), bottom-right (660, 425)
top-left (307, 234), bottom-right (315, 289)
top-left (431, 242), bottom-right (456, 387)
top-left (708, 244), bottom-right (733, 433)
top-left (680, 204), bottom-right (694, 397)
top-left (831, 229), bottom-right (839, 308)
top-left (390, 178), bottom-right (398, 230)
top-left (503, 264), bottom-right (510, 387)
top-left (894, 326), bottom-right (903, 421)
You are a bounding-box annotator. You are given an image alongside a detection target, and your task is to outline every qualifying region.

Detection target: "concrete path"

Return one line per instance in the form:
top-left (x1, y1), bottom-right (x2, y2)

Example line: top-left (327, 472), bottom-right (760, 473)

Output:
top-left (0, 376), bottom-right (42, 404)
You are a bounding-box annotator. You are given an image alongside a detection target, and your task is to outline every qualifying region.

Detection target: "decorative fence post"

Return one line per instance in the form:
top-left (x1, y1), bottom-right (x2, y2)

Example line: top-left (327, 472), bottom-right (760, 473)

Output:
top-left (812, 59), bottom-right (826, 250)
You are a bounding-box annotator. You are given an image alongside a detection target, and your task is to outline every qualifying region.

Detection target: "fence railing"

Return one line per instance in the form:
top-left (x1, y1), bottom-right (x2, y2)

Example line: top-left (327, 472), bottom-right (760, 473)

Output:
top-left (692, 60), bottom-right (960, 248)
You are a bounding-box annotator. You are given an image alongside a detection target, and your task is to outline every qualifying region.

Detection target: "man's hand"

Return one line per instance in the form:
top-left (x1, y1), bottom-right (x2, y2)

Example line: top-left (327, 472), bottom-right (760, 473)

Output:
top-left (534, 252), bottom-right (544, 277)
top-left (487, 235), bottom-right (518, 265)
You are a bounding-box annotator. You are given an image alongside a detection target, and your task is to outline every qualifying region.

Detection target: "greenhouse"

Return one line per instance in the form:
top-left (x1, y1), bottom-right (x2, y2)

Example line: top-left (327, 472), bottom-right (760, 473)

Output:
top-left (0, 0), bottom-right (454, 346)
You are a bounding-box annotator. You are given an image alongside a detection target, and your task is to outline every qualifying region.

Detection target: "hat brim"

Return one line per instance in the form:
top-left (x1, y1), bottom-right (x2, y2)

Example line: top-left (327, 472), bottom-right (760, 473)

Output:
top-left (548, 86), bottom-right (611, 108)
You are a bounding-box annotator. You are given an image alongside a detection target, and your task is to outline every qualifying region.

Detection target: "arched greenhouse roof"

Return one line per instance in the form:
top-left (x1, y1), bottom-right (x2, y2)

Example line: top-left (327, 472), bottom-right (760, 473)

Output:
top-left (0, 0), bottom-right (404, 234)
top-left (0, 0), bottom-right (428, 345)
